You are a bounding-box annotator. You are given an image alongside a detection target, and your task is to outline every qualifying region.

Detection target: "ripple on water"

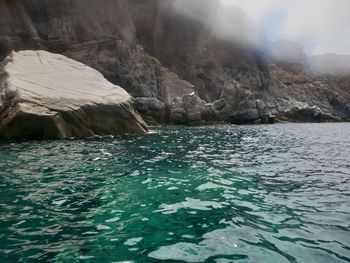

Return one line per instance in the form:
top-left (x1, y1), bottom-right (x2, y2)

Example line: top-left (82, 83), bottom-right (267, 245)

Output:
top-left (0, 124), bottom-right (349, 262)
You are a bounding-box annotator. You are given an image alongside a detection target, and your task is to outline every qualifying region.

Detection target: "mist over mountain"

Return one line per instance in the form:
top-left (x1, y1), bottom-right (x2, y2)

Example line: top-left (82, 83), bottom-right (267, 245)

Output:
top-left (222, 0), bottom-right (350, 75)
top-left (265, 39), bottom-right (309, 71)
top-left (264, 39), bottom-right (350, 76)
top-left (310, 54), bottom-right (350, 76)
top-left (225, 0), bottom-right (350, 56)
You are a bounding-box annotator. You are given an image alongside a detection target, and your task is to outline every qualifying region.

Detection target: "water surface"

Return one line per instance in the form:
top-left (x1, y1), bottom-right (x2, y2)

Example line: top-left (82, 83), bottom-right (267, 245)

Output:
top-left (0, 123), bottom-right (349, 262)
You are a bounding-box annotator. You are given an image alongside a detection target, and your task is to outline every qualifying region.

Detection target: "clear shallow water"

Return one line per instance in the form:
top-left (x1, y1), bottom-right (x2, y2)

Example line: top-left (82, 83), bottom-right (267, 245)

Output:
top-left (0, 123), bottom-right (349, 263)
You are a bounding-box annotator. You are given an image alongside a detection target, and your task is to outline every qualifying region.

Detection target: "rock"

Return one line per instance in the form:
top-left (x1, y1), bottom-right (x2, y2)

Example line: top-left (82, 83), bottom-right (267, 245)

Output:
top-left (275, 98), bottom-right (340, 122)
top-left (210, 82), bottom-right (260, 124)
top-left (266, 64), bottom-right (350, 122)
top-left (4, 80), bottom-right (17, 99)
top-left (0, 50), bottom-right (147, 140)
top-left (169, 93), bottom-right (213, 124)
top-left (135, 97), bottom-right (166, 124)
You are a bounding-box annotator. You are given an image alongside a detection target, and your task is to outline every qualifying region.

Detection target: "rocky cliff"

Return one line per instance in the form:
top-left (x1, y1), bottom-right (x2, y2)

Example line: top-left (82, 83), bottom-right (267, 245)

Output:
top-left (1, 0), bottom-right (349, 124)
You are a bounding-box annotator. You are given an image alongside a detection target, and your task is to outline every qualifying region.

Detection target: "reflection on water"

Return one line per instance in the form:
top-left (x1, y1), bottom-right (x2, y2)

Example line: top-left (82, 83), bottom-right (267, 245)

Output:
top-left (0, 123), bottom-right (349, 262)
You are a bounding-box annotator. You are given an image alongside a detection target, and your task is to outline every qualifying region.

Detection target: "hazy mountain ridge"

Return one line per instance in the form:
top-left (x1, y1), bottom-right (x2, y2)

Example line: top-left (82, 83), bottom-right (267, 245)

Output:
top-left (267, 39), bottom-right (350, 76)
top-left (310, 53), bottom-right (350, 76)
top-left (0, 0), bottom-right (349, 124)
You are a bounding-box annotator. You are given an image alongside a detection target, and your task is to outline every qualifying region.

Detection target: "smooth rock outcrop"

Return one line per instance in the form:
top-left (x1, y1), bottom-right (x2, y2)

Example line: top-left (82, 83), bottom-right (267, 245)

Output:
top-left (0, 50), bottom-right (147, 139)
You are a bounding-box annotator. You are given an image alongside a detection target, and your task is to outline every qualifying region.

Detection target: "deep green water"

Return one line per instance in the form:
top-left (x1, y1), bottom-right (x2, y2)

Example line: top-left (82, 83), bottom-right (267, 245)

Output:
top-left (0, 124), bottom-right (349, 263)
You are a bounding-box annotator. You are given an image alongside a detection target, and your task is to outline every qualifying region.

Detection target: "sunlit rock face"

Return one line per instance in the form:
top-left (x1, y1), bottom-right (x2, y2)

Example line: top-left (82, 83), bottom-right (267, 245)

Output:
top-left (0, 51), bottom-right (147, 139)
top-left (0, 0), bottom-right (349, 124)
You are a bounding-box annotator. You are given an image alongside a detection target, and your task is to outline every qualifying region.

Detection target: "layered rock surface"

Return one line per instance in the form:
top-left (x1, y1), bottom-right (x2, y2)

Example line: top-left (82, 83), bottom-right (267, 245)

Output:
top-left (0, 0), bottom-right (349, 124)
top-left (0, 50), bottom-right (147, 139)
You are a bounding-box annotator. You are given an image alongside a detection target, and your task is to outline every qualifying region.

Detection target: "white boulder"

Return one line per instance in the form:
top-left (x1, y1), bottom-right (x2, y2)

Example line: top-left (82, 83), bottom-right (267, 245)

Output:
top-left (0, 50), bottom-right (147, 139)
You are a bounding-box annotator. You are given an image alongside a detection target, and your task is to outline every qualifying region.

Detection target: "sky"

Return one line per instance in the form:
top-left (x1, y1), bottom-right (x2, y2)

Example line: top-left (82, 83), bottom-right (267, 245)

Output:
top-left (224, 0), bottom-right (350, 55)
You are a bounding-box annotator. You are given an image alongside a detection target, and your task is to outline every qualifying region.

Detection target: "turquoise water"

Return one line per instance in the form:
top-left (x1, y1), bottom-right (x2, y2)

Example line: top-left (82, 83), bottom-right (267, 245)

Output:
top-left (0, 124), bottom-right (349, 263)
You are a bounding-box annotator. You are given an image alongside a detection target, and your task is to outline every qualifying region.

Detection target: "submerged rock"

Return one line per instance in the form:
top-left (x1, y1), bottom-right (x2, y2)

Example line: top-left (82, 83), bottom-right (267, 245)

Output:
top-left (0, 50), bottom-right (147, 139)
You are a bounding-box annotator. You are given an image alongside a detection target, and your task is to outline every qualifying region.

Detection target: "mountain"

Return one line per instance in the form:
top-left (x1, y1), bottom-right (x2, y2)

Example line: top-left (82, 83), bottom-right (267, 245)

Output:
top-left (266, 39), bottom-right (309, 72)
top-left (0, 0), bottom-right (349, 124)
top-left (310, 54), bottom-right (350, 76)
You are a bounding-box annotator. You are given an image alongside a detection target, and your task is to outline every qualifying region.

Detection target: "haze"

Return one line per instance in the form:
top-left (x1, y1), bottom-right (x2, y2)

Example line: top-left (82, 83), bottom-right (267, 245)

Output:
top-left (225, 0), bottom-right (350, 55)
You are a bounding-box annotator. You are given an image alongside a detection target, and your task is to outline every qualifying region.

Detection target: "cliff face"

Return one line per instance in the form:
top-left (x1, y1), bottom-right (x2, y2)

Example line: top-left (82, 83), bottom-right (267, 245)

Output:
top-left (0, 0), bottom-right (135, 54)
top-left (0, 0), bottom-right (197, 123)
top-left (130, 0), bottom-right (270, 102)
top-left (1, 0), bottom-right (349, 124)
